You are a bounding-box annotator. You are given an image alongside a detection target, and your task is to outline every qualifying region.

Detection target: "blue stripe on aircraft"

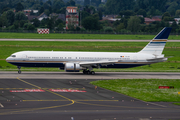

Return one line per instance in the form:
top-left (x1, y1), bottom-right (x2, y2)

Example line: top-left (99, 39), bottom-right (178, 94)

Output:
top-left (150, 42), bottom-right (166, 44)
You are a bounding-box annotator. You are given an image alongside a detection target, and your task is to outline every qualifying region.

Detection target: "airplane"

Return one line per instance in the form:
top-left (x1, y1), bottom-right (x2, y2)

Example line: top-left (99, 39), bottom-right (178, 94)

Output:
top-left (6, 27), bottom-right (172, 75)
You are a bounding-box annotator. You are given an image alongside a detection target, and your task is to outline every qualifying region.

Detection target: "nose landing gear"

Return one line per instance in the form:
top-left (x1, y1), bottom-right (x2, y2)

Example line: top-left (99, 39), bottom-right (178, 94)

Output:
top-left (17, 66), bottom-right (21, 74)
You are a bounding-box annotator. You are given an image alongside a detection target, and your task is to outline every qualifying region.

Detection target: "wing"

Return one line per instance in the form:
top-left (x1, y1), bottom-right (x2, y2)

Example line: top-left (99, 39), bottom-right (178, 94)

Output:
top-left (79, 60), bottom-right (119, 67)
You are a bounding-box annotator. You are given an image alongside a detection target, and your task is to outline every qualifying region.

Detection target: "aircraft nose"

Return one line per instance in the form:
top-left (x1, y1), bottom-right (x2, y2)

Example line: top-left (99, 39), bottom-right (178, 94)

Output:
top-left (6, 57), bottom-right (10, 62)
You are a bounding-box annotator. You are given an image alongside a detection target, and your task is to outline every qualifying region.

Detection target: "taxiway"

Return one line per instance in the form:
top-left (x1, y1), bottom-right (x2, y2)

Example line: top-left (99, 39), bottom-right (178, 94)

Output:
top-left (0, 72), bottom-right (180, 120)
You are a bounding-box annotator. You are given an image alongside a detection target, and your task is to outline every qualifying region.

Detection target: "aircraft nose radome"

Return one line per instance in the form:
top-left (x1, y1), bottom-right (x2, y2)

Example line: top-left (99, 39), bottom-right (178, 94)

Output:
top-left (6, 57), bottom-right (10, 61)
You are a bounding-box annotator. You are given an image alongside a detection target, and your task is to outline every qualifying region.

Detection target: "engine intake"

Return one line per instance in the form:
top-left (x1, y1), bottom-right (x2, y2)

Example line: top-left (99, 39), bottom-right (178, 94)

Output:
top-left (65, 63), bottom-right (82, 72)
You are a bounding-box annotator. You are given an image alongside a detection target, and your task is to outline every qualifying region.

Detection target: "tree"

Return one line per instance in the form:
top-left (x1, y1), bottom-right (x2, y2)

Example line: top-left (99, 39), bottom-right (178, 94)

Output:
top-left (162, 12), bottom-right (174, 21)
top-left (175, 10), bottom-right (180, 17)
top-left (31, 18), bottom-right (40, 27)
top-left (27, 24), bottom-right (35, 30)
top-left (43, 2), bottom-right (51, 9)
top-left (119, 10), bottom-right (135, 17)
top-left (55, 19), bottom-right (63, 26)
top-left (171, 21), bottom-right (178, 33)
top-left (127, 16), bottom-right (141, 32)
top-left (47, 18), bottom-right (54, 30)
top-left (15, 2), bottom-right (24, 12)
top-left (104, 27), bottom-right (113, 32)
top-left (56, 23), bottom-right (64, 31)
top-left (91, 0), bottom-right (101, 7)
top-left (82, 16), bottom-right (99, 30)
top-left (15, 12), bottom-right (27, 21)
top-left (81, 11), bottom-right (90, 21)
top-left (57, 7), bottom-right (66, 14)
top-left (39, 7), bottom-right (44, 15)
top-left (6, 10), bottom-right (15, 26)
top-left (0, 12), bottom-right (8, 27)
top-left (84, 0), bottom-right (90, 6)
top-left (44, 9), bottom-right (50, 16)
top-left (66, 0), bottom-right (76, 6)
top-left (98, 10), bottom-right (102, 20)
top-left (19, 20), bottom-right (28, 28)
top-left (53, 0), bottom-right (65, 12)
top-left (137, 9), bottom-right (147, 17)
top-left (116, 23), bottom-right (125, 31)
top-left (136, 0), bottom-right (167, 14)
top-left (106, 0), bottom-right (135, 14)
top-left (167, 1), bottom-right (178, 16)
top-left (13, 21), bottom-right (20, 29)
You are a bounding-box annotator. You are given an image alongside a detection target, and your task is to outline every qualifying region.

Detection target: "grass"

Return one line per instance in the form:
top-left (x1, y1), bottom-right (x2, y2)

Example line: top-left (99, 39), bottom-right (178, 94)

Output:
top-left (0, 32), bottom-right (180, 40)
top-left (90, 79), bottom-right (180, 102)
top-left (1, 41), bottom-right (180, 71)
top-left (173, 103), bottom-right (180, 105)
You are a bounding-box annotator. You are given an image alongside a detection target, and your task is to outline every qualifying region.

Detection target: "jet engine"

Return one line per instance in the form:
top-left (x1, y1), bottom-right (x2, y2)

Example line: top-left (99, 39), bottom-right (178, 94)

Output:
top-left (65, 63), bottom-right (82, 72)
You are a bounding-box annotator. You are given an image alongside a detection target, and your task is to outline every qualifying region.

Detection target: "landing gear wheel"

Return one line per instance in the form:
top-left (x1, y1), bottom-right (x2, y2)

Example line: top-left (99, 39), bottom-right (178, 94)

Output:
top-left (91, 71), bottom-right (95, 75)
top-left (83, 70), bottom-right (86, 74)
top-left (18, 70), bottom-right (21, 74)
top-left (87, 70), bottom-right (90, 75)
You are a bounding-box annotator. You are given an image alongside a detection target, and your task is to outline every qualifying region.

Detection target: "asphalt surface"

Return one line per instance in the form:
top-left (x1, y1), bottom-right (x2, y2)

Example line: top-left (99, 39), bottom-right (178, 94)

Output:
top-left (0, 72), bottom-right (180, 120)
top-left (0, 39), bottom-right (180, 42)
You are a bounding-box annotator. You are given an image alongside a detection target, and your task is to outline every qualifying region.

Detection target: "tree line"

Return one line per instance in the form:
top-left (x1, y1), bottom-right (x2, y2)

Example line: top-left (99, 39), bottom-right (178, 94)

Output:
top-left (0, 0), bottom-right (180, 33)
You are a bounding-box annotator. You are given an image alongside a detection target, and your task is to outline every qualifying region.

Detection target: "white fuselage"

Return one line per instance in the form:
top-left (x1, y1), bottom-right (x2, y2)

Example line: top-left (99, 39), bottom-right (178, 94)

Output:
top-left (6, 51), bottom-right (166, 70)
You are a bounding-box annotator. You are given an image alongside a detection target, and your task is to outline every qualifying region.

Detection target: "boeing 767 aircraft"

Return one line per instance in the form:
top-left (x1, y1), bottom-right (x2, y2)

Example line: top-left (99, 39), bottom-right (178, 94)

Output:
top-left (6, 27), bottom-right (172, 74)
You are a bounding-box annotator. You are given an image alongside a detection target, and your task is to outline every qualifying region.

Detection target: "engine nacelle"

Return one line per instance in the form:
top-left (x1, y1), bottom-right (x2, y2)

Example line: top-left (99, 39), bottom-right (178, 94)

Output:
top-left (65, 63), bottom-right (82, 72)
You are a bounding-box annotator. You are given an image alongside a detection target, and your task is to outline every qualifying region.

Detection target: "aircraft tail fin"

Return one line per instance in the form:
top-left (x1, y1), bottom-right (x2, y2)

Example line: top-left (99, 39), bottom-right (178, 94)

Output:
top-left (138, 27), bottom-right (172, 55)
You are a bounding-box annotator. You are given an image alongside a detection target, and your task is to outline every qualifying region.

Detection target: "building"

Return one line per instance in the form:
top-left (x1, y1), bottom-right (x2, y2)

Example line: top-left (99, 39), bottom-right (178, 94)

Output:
top-left (144, 17), bottom-right (162, 25)
top-left (37, 12), bottom-right (48, 21)
top-left (66, 6), bottom-right (79, 29)
top-left (50, 13), bottom-right (66, 21)
top-left (144, 18), bottom-right (155, 25)
top-left (175, 18), bottom-right (180, 24)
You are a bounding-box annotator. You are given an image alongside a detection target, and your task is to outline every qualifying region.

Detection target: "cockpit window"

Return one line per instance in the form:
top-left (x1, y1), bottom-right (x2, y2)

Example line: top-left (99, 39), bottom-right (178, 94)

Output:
top-left (11, 55), bottom-right (16, 57)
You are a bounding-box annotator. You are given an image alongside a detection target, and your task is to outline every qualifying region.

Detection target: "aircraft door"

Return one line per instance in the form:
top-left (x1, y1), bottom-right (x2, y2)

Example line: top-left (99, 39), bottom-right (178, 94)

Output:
top-left (22, 54), bottom-right (27, 61)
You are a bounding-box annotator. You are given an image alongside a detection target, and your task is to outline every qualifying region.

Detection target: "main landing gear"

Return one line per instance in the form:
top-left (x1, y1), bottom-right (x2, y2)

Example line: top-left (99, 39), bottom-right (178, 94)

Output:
top-left (17, 66), bottom-right (21, 74)
top-left (83, 70), bottom-right (95, 75)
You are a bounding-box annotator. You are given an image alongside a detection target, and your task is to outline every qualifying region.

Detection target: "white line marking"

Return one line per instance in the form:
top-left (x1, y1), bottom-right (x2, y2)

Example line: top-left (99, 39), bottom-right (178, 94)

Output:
top-left (146, 102), bottom-right (167, 108)
top-left (0, 103), bottom-right (4, 108)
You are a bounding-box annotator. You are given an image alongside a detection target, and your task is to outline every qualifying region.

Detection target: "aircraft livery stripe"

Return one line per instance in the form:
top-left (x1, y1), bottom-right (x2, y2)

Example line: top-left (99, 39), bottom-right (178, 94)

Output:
top-left (152, 40), bottom-right (167, 42)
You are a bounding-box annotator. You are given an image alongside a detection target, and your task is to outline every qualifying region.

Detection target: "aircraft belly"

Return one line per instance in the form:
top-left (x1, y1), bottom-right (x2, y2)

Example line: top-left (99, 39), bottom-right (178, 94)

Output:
top-left (8, 62), bottom-right (64, 68)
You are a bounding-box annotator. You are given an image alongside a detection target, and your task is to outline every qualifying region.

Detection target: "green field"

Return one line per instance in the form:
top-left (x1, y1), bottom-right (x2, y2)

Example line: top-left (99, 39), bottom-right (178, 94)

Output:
top-left (91, 79), bottom-right (180, 102)
top-left (0, 41), bottom-right (180, 71)
top-left (173, 103), bottom-right (180, 105)
top-left (0, 32), bottom-right (180, 40)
